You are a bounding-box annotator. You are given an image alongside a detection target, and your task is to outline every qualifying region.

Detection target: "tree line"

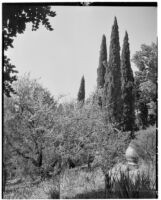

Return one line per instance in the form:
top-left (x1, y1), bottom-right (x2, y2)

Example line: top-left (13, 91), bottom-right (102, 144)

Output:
top-left (77, 17), bottom-right (157, 135)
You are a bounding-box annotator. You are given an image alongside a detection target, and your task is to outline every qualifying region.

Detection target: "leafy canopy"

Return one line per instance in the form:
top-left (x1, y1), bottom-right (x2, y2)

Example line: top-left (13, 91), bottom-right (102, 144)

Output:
top-left (132, 42), bottom-right (157, 128)
top-left (4, 74), bottom-right (57, 179)
top-left (3, 4), bottom-right (56, 97)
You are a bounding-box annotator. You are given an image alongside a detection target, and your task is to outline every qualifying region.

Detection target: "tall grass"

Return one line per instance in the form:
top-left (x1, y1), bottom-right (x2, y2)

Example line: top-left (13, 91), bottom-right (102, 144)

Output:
top-left (105, 169), bottom-right (157, 199)
top-left (60, 166), bottom-right (105, 199)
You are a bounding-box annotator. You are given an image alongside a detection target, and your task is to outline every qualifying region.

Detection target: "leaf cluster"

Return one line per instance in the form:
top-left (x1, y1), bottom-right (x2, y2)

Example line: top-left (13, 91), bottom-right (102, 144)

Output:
top-left (3, 4), bottom-right (56, 50)
top-left (3, 4), bottom-right (56, 97)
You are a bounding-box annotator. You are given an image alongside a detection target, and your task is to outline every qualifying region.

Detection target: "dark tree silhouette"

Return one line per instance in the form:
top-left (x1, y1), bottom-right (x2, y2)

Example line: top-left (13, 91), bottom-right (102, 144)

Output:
top-left (3, 4), bottom-right (56, 97)
top-left (138, 101), bottom-right (148, 129)
top-left (3, 56), bottom-right (18, 97)
top-left (77, 76), bottom-right (85, 103)
top-left (121, 31), bottom-right (135, 134)
top-left (97, 34), bottom-right (107, 88)
top-left (104, 17), bottom-right (122, 124)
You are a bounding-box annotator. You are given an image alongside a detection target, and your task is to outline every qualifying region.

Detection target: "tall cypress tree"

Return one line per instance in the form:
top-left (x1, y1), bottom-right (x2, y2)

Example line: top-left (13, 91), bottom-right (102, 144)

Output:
top-left (97, 34), bottom-right (107, 88)
top-left (121, 31), bottom-right (135, 133)
top-left (77, 75), bottom-right (85, 103)
top-left (104, 17), bottom-right (122, 124)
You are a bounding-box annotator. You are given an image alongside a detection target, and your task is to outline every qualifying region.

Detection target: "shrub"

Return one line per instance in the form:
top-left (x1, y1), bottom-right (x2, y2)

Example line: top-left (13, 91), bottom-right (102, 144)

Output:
top-left (133, 126), bottom-right (156, 164)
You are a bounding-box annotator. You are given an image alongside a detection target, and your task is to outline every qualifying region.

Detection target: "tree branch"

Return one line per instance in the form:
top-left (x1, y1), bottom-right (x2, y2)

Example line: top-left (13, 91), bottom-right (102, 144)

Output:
top-left (6, 135), bottom-right (40, 167)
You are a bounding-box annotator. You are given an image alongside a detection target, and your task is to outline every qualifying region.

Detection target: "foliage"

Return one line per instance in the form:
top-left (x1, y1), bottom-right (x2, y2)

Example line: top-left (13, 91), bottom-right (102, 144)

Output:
top-left (48, 188), bottom-right (60, 199)
top-left (132, 42), bottom-right (157, 129)
top-left (105, 169), bottom-right (157, 198)
top-left (132, 43), bottom-right (157, 85)
top-left (137, 101), bottom-right (149, 129)
top-left (77, 75), bottom-right (85, 104)
top-left (3, 4), bottom-right (56, 97)
top-left (92, 88), bottom-right (104, 108)
top-left (3, 56), bottom-right (18, 97)
top-left (133, 126), bottom-right (156, 164)
top-left (3, 4), bottom-right (56, 51)
top-left (121, 31), bottom-right (135, 133)
top-left (3, 74), bottom-right (57, 181)
top-left (41, 91), bottom-right (130, 177)
top-left (97, 34), bottom-right (107, 89)
top-left (60, 166), bottom-right (105, 198)
top-left (4, 182), bottom-right (34, 199)
top-left (53, 96), bottom-right (130, 173)
top-left (4, 179), bottom-right (59, 199)
top-left (104, 17), bottom-right (122, 125)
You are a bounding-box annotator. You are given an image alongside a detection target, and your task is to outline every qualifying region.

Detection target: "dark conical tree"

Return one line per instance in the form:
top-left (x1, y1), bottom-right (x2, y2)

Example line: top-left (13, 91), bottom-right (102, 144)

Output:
top-left (121, 31), bottom-right (135, 134)
top-left (77, 75), bottom-right (85, 103)
top-left (104, 16), bottom-right (122, 124)
top-left (97, 34), bottom-right (107, 88)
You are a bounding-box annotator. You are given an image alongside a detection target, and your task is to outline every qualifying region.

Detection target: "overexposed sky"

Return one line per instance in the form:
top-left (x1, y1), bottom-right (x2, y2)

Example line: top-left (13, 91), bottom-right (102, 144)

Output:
top-left (6, 6), bottom-right (157, 101)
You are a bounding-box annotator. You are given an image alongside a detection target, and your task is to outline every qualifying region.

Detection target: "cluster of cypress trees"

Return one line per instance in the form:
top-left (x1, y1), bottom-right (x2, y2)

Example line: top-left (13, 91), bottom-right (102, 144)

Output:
top-left (97, 17), bottom-right (135, 133)
top-left (77, 17), bottom-right (135, 134)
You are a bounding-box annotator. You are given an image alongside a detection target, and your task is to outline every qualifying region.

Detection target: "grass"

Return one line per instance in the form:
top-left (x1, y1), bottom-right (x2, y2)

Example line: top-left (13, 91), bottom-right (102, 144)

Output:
top-left (73, 189), bottom-right (105, 199)
top-left (3, 159), bottom-right (157, 199)
top-left (60, 166), bottom-right (105, 199)
top-left (4, 181), bottom-right (35, 199)
top-left (59, 162), bottom-right (157, 199)
top-left (3, 177), bottom-right (60, 199)
top-left (105, 166), bottom-right (157, 199)
top-left (4, 166), bottom-right (105, 199)
top-left (3, 163), bottom-right (157, 199)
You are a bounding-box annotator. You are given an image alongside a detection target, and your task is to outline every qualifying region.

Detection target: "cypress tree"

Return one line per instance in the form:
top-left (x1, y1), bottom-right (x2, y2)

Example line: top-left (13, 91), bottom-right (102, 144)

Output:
top-left (77, 75), bottom-right (85, 103)
top-left (121, 31), bottom-right (135, 133)
top-left (104, 16), bottom-right (122, 124)
top-left (97, 34), bottom-right (107, 88)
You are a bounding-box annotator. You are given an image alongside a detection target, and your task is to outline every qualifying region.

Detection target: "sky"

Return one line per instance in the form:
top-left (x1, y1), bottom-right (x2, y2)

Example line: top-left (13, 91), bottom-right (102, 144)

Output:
top-left (6, 6), bottom-right (157, 102)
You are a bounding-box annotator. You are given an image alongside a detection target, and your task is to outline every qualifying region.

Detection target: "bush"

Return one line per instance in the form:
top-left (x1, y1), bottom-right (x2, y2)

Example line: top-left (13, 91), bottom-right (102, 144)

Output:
top-left (133, 126), bottom-right (156, 164)
top-left (53, 97), bottom-right (130, 173)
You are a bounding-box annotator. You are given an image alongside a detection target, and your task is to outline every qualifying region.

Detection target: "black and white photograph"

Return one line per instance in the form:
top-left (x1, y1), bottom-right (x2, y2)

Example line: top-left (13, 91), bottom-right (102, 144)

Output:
top-left (2, 2), bottom-right (158, 199)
